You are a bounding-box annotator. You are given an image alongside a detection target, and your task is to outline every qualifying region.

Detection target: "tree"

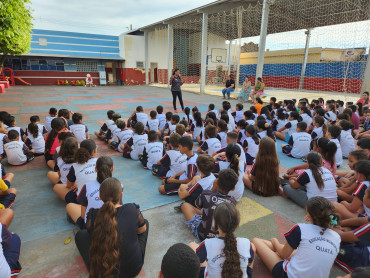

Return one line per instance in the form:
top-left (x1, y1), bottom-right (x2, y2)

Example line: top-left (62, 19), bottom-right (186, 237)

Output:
top-left (0, 0), bottom-right (33, 70)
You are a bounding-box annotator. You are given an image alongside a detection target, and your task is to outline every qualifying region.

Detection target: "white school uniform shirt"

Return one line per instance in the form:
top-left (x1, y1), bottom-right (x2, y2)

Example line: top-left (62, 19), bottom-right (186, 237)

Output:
top-left (45, 116), bottom-right (56, 133)
top-left (105, 119), bottom-right (114, 129)
top-left (0, 133), bottom-right (6, 155)
top-left (179, 153), bottom-right (199, 180)
top-left (217, 132), bottom-right (227, 148)
top-left (236, 143), bottom-right (246, 163)
top-left (0, 224), bottom-right (11, 278)
top-left (144, 142), bottom-right (163, 169)
top-left (165, 149), bottom-right (187, 177)
top-left (56, 157), bottom-right (73, 184)
top-left (70, 124), bottom-right (88, 143)
top-left (201, 138), bottom-right (222, 156)
top-left (4, 141), bottom-right (27, 165)
top-left (300, 113), bottom-right (312, 126)
top-left (340, 130), bottom-right (355, 158)
top-left (285, 120), bottom-right (298, 136)
top-left (227, 111), bottom-right (236, 132)
top-left (246, 119), bottom-right (255, 126)
top-left (257, 130), bottom-right (267, 139)
top-left (116, 129), bottom-right (134, 153)
top-left (136, 112), bottom-right (149, 128)
top-left (147, 119), bottom-right (160, 132)
top-left (290, 132), bottom-right (311, 158)
top-left (298, 167), bottom-right (338, 202)
top-left (191, 123), bottom-right (204, 141)
top-left (209, 109), bottom-right (219, 119)
top-left (27, 133), bottom-right (45, 154)
top-left (218, 160), bottom-right (246, 202)
top-left (253, 113), bottom-right (258, 120)
top-left (36, 124), bottom-right (46, 136)
top-left (244, 137), bottom-right (259, 158)
top-left (168, 123), bottom-right (176, 135)
top-left (234, 110), bottom-right (244, 124)
top-left (330, 138), bottom-right (343, 166)
top-left (156, 114), bottom-right (166, 130)
top-left (283, 223), bottom-right (340, 278)
top-left (7, 126), bottom-right (23, 142)
top-left (325, 111), bottom-right (337, 123)
top-left (83, 180), bottom-right (103, 222)
top-left (276, 119), bottom-right (287, 131)
top-left (130, 134), bottom-right (148, 160)
top-left (198, 174), bottom-right (216, 191)
top-left (200, 238), bottom-right (253, 278)
top-left (69, 157), bottom-right (97, 196)
top-left (312, 126), bottom-right (324, 140)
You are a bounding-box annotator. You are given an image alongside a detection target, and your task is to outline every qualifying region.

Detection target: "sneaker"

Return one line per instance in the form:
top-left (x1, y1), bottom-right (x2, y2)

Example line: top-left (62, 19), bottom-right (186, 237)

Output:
top-left (174, 202), bottom-right (184, 212)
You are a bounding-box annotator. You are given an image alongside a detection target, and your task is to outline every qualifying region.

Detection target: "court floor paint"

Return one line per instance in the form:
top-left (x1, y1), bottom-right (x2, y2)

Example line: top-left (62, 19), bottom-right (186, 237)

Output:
top-left (0, 86), bottom-right (344, 277)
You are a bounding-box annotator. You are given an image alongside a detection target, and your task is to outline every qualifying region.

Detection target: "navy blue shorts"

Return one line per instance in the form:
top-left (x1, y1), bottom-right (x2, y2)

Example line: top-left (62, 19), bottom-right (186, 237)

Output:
top-left (0, 193), bottom-right (16, 208)
top-left (138, 155), bottom-right (148, 168)
top-left (151, 164), bottom-right (169, 179)
top-left (164, 177), bottom-right (181, 195)
top-left (76, 216), bottom-right (87, 229)
top-left (4, 180), bottom-right (11, 188)
top-left (245, 153), bottom-right (255, 165)
top-left (282, 145), bottom-right (294, 157)
top-left (0, 152), bottom-right (6, 159)
top-left (65, 190), bottom-right (77, 204)
top-left (44, 152), bottom-right (54, 162)
top-left (335, 242), bottom-right (370, 273)
top-left (4, 233), bottom-right (22, 276)
top-left (272, 261), bottom-right (288, 278)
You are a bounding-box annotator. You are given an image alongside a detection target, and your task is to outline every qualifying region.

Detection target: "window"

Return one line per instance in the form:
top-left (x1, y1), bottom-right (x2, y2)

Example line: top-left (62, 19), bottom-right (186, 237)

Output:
top-left (136, 61), bottom-right (144, 68)
top-left (76, 61), bottom-right (98, 72)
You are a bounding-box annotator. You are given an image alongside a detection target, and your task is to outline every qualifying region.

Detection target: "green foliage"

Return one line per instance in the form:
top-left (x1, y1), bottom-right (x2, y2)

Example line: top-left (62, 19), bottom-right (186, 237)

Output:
top-left (0, 0), bottom-right (33, 67)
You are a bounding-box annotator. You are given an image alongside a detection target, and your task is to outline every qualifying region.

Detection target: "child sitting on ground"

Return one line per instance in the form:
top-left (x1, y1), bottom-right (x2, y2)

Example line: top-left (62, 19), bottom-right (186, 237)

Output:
top-left (139, 131), bottom-right (164, 170)
top-left (4, 130), bottom-right (35, 165)
top-left (284, 152), bottom-right (338, 208)
top-left (94, 110), bottom-right (115, 140)
top-left (47, 137), bottom-right (78, 186)
top-left (159, 136), bottom-right (198, 196)
top-left (252, 196), bottom-right (340, 278)
top-left (152, 133), bottom-right (187, 178)
top-left (122, 122), bottom-right (148, 161)
top-left (327, 125), bottom-right (343, 167)
top-left (282, 122), bottom-right (311, 158)
top-left (25, 123), bottom-right (45, 156)
top-left (0, 123), bottom-right (8, 159)
top-left (241, 125), bottom-right (260, 165)
top-left (339, 120), bottom-right (355, 158)
top-left (5, 116), bottom-right (25, 142)
top-left (54, 139), bottom-right (97, 204)
top-left (177, 154), bottom-right (215, 209)
top-left (213, 144), bottom-right (246, 202)
top-left (0, 222), bottom-right (22, 277)
top-left (216, 119), bottom-right (228, 148)
top-left (147, 110), bottom-right (160, 135)
top-left (156, 106), bottom-right (166, 132)
top-left (274, 111), bottom-right (300, 142)
top-left (108, 119), bottom-right (133, 152)
top-left (163, 114), bottom-right (180, 136)
top-left (104, 113), bottom-right (121, 142)
top-left (197, 125), bottom-right (221, 156)
top-left (161, 112), bottom-right (173, 137)
top-left (70, 112), bottom-right (89, 143)
top-left (192, 202), bottom-right (254, 278)
top-left (333, 160), bottom-right (370, 220)
top-left (244, 137), bottom-right (279, 197)
top-left (231, 103), bottom-right (244, 124)
top-left (0, 178), bottom-right (17, 209)
top-left (28, 115), bottom-right (47, 139)
top-left (357, 138), bottom-right (370, 156)
top-left (190, 111), bottom-right (204, 143)
top-left (128, 106), bottom-right (148, 128)
top-left (46, 107), bottom-right (58, 133)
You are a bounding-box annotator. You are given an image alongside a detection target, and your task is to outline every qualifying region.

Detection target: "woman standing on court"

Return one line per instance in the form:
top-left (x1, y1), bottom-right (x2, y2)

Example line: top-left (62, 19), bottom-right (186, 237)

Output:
top-left (170, 68), bottom-right (184, 112)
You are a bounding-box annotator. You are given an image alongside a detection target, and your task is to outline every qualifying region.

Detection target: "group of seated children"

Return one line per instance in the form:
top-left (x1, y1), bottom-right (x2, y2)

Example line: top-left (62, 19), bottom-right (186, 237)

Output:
top-left (1, 91), bottom-right (370, 278)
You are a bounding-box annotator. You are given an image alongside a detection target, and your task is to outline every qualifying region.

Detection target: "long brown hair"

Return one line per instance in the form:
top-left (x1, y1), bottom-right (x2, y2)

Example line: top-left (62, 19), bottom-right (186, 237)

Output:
top-left (306, 152), bottom-right (324, 190)
top-left (253, 137), bottom-right (279, 196)
top-left (89, 178), bottom-right (122, 278)
top-left (306, 196), bottom-right (338, 235)
top-left (214, 202), bottom-right (242, 278)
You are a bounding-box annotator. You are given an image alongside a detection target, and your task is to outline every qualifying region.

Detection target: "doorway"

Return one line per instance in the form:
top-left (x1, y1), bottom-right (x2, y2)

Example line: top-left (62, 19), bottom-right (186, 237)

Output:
top-left (150, 63), bottom-right (158, 83)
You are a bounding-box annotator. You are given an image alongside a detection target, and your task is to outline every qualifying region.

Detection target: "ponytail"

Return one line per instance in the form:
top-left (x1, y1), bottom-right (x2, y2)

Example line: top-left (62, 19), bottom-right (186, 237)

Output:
top-left (225, 144), bottom-right (241, 176)
top-left (89, 201), bottom-right (119, 278)
top-left (322, 124), bottom-right (328, 137)
top-left (45, 118), bottom-right (66, 152)
top-left (96, 156), bottom-right (113, 184)
top-left (28, 123), bottom-right (39, 138)
top-left (245, 125), bottom-right (259, 145)
top-left (307, 153), bottom-right (324, 190)
top-left (317, 138), bottom-right (337, 168)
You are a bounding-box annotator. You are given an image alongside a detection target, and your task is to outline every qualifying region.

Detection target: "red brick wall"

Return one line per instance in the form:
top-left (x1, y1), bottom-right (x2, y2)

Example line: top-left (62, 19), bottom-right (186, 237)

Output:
top-left (124, 68), bottom-right (146, 85)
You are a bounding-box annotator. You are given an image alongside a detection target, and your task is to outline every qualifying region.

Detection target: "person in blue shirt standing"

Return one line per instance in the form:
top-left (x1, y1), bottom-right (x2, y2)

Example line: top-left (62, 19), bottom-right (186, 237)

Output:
top-left (170, 68), bottom-right (185, 113)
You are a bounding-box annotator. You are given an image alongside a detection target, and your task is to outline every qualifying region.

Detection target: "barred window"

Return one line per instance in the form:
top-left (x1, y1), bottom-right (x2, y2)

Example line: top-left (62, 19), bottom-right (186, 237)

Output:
top-left (136, 61), bottom-right (144, 68)
top-left (76, 61), bottom-right (98, 72)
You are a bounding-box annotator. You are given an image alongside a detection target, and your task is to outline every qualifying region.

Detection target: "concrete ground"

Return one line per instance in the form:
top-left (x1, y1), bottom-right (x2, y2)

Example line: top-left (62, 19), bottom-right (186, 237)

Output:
top-left (0, 85), bottom-right (345, 277)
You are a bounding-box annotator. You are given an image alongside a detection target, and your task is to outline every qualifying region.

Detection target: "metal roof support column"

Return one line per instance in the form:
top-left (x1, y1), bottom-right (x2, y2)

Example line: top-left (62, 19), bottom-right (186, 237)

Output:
top-left (361, 46), bottom-right (370, 93)
top-left (256, 0), bottom-right (271, 80)
top-left (144, 31), bottom-right (149, 85)
top-left (235, 39), bottom-right (242, 92)
top-left (299, 29), bottom-right (312, 90)
top-left (200, 13), bottom-right (208, 95)
top-left (167, 24), bottom-right (174, 88)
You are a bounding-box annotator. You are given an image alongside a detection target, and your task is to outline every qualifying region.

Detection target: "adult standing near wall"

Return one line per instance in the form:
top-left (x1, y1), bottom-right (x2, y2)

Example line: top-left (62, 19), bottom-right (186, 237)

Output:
top-left (170, 68), bottom-right (185, 112)
top-left (222, 74), bottom-right (235, 99)
top-left (250, 77), bottom-right (265, 102)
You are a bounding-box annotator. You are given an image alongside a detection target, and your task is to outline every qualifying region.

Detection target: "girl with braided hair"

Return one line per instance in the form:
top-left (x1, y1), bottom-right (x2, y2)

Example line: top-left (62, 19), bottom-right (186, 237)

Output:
top-left (252, 196), bottom-right (341, 278)
top-left (192, 202), bottom-right (255, 278)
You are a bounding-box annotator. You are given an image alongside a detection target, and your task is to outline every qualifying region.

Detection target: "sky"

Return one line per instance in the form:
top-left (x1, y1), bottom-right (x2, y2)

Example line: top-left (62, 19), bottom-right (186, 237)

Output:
top-left (31, 0), bottom-right (216, 35)
top-left (31, 0), bottom-right (370, 51)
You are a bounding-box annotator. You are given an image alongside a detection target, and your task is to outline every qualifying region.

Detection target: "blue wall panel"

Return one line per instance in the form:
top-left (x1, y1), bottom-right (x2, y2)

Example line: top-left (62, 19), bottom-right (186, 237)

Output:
top-left (32, 35), bottom-right (119, 47)
top-left (30, 42), bottom-right (119, 54)
top-left (32, 29), bottom-right (118, 41)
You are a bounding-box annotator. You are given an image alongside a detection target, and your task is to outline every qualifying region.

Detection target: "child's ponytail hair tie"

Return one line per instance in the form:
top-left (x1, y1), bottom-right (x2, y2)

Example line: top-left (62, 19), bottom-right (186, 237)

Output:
top-left (265, 122), bottom-right (269, 128)
top-left (329, 214), bottom-right (338, 226)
